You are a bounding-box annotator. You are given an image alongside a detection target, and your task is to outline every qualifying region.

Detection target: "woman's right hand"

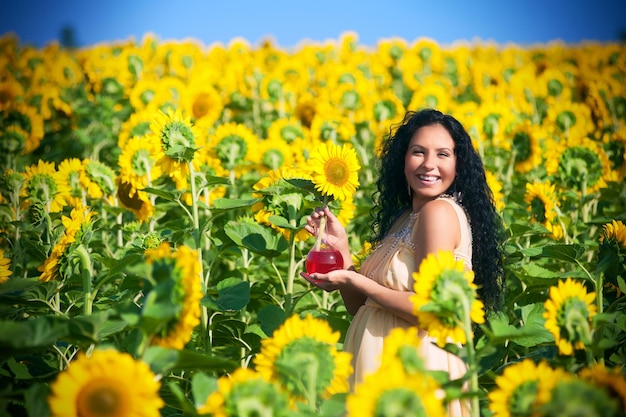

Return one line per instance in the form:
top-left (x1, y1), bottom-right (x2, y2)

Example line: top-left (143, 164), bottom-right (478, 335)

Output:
top-left (305, 206), bottom-right (352, 267)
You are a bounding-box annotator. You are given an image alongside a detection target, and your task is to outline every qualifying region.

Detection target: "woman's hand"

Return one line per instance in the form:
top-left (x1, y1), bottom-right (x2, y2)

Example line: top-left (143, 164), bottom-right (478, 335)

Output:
top-left (305, 206), bottom-right (352, 267)
top-left (300, 270), bottom-right (350, 292)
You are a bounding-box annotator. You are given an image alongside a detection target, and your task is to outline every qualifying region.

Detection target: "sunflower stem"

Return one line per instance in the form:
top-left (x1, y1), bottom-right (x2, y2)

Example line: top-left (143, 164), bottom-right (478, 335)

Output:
top-left (461, 297), bottom-right (480, 417)
top-left (189, 162), bottom-right (208, 349)
top-left (286, 232), bottom-right (297, 304)
top-left (75, 244), bottom-right (93, 316)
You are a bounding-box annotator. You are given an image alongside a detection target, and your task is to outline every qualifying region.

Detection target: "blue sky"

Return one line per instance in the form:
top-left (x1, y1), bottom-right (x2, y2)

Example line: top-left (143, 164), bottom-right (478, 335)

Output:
top-left (1, 0), bottom-right (625, 48)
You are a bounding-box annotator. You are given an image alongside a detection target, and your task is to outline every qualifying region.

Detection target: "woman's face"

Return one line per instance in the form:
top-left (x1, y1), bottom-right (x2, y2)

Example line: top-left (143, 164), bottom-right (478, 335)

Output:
top-left (404, 124), bottom-right (457, 211)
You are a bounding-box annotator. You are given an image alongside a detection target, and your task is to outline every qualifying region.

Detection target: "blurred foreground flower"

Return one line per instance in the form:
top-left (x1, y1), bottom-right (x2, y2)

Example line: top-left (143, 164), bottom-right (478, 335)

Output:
top-left (253, 314), bottom-right (352, 404)
top-left (410, 250), bottom-right (484, 347)
top-left (48, 349), bottom-right (164, 417)
top-left (198, 367), bottom-right (290, 417)
top-left (488, 359), bottom-right (569, 417)
top-left (346, 359), bottom-right (446, 417)
top-left (543, 278), bottom-right (596, 356)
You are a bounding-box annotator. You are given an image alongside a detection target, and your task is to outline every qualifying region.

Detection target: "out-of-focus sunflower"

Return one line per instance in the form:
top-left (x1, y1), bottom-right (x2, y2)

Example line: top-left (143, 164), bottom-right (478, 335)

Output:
top-left (48, 349), bottom-right (164, 417)
top-left (207, 122), bottom-right (258, 174)
top-left (198, 367), bottom-right (290, 417)
top-left (0, 249), bottom-right (12, 284)
top-left (117, 107), bottom-right (157, 148)
top-left (346, 359), bottom-right (446, 417)
top-left (144, 242), bottom-right (203, 350)
top-left (579, 364), bottom-right (626, 412)
top-left (151, 108), bottom-right (202, 188)
top-left (253, 314), bottom-right (353, 401)
top-left (543, 278), bottom-right (597, 356)
top-left (81, 159), bottom-right (116, 203)
top-left (508, 120), bottom-right (544, 174)
top-left (541, 377), bottom-right (620, 417)
top-left (545, 139), bottom-right (612, 194)
top-left (410, 250), bottom-right (484, 347)
top-left (38, 205), bottom-right (95, 282)
top-left (308, 141), bottom-right (360, 202)
top-left (21, 160), bottom-right (65, 212)
top-left (117, 136), bottom-right (162, 198)
top-left (380, 327), bottom-right (424, 374)
top-left (524, 181), bottom-right (563, 240)
top-left (54, 158), bottom-right (86, 209)
top-left (488, 359), bottom-right (568, 417)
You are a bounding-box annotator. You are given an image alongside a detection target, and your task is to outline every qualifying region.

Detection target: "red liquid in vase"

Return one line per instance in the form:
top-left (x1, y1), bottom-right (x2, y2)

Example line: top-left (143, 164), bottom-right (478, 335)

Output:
top-left (306, 248), bottom-right (343, 274)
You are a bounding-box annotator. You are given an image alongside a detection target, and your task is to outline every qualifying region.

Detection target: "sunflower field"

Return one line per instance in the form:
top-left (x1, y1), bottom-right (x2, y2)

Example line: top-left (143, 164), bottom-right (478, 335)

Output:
top-left (1, 31), bottom-right (625, 416)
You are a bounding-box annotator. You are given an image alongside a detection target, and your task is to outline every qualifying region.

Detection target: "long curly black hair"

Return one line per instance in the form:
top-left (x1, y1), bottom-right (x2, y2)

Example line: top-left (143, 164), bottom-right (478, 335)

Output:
top-left (371, 108), bottom-right (505, 312)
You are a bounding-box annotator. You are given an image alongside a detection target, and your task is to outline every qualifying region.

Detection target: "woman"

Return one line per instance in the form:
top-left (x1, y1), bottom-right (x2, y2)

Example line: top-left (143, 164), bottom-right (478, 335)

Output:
top-left (302, 108), bottom-right (504, 415)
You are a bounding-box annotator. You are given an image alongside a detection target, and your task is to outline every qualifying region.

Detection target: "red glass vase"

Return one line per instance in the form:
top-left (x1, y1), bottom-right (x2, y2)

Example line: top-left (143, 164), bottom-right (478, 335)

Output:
top-left (306, 246), bottom-right (343, 274)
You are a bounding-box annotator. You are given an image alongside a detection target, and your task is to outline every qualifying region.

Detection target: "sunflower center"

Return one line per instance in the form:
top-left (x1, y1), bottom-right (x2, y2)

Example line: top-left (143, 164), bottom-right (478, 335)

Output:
top-left (324, 159), bottom-right (349, 187)
top-left (77, 380), bottom-right (128, 417)
top-left (375, 388), bottom-right (428, 417)
top-left (508, 380), bottom-right (539, 416)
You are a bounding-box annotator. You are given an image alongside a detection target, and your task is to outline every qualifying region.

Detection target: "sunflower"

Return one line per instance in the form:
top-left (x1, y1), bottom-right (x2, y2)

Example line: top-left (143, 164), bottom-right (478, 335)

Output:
top-left (117, 107), bottom-right (156, 148)
top-left (21, 160), bottom-right (65, 212)
top-left (0, 125), bottom-right (29, 159)
top-left (151, 108), bottom-right (202, 187)
top-left (380, 327), bottom-right (424, 374)
top-left (0, 79), bottom-right (24, 111)
top-left (144, 242), bottom-right (203, 350)
top-left (600, 219), bottom-right (626, 248)
top-left (253, 314), bottom-right (353, 401)
top-left (543, 278), bottom-right (597, 356)
top-left (81, 159), bottom-right (116, 203)
top-left (579, 364), bottom-right (626, 412)
top-left (198, 367), bottom-right (290, 417)
top-left (38, 205), bottom-right (95, 282)
top-left (346, 359), bottom-right (446, 417)
top-left (266, 117), bottom-right (308, 144)
top-left (117, 136), bottom-right (163, 198)
top-left (308, 142), bottom-right (360, 202)
top-left (508, 120), bottom-right (544, 174)
top-left (207, 122), bottom-right (258, 173)
top-left (48, 349), bottom-right (164, 417)
top-left (545, 139), bottom-right (612, 194)
top-left (116, 179), bottom-right (155, 223)
top-left (54, 158), bottom-right (87, 209)
top-left (0, 249), bottom-right (12, 284)
top-left (182, 83), bottom-right (224, 126)
top-left (411, 250), bottom-right (484, 347)
top-left (488, 359), bottom-right (567, 417)
top-left (524, 181), bottom-right (563, 239)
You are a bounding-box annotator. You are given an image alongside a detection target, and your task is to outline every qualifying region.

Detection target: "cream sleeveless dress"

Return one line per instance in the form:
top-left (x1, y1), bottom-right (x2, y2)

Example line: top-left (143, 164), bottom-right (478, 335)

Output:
top-left (343, 196), bottom-right (472, 417)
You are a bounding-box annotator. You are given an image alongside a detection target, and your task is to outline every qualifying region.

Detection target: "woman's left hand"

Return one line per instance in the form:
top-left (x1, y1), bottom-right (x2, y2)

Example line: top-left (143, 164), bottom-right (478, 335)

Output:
top-left (300, 270), bottom-right (344, 292)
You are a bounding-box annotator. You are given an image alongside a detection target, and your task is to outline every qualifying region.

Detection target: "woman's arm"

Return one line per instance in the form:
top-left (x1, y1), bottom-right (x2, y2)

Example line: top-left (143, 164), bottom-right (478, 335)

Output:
top-left (303, 199), bottom-right (461, 321)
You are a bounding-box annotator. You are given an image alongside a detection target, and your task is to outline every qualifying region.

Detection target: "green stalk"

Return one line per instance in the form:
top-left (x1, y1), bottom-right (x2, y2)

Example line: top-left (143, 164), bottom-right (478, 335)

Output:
top-left (75, 244), bottom-right (93, 316)
top-left (189, 162), bottom-right (209, 348)
top-left (461, 297), bottom-right (480, 417)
